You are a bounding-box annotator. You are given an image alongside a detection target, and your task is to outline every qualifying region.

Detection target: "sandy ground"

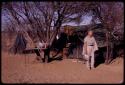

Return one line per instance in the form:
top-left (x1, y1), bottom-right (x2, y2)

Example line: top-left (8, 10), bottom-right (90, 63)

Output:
top-left (1, 51), bottom-right (124, 84)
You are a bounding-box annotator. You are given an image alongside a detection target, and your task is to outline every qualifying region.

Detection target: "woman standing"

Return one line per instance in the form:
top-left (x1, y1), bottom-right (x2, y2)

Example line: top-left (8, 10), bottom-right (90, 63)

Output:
top-left (83, 30), bottom-right (98, 70)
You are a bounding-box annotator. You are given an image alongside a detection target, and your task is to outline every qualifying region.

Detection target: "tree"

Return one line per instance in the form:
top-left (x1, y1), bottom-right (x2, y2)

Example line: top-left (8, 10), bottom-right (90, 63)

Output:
top-left (90, 2), bottom-right (124, 64)
top-left (2, 2), bottom-right (90, 45)
top-left (2, 2), bottom-right (91, 56)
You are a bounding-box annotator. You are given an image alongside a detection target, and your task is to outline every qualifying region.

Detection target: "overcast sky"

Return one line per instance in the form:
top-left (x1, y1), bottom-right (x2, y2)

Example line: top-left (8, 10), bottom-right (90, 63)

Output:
top-left (2, 9), bottom-right (101, 31)
top-left (62, 15), bottom-right (92, 26)
top-left (62, 14), bottom-right (101, 26)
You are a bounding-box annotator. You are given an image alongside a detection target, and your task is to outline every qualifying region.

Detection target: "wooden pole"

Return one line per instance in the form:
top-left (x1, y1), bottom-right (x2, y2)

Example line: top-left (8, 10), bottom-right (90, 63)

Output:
top-left (108, 33), bottom-right (113, 64)
top-left (76, 37), bottom-right (79, 62)
top-left (105, 32), bottom-right (109, 64)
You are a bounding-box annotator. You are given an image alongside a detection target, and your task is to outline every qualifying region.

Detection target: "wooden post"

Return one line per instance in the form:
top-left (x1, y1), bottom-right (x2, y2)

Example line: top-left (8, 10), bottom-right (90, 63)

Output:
top-left (108, 33), bottom-right (114, 64)
top-left (105, 32), bottom-right (108, 64)
top-left (76, 38), bottom-right (79, 62)
top-left (105, 32), bottom-right (109, 64)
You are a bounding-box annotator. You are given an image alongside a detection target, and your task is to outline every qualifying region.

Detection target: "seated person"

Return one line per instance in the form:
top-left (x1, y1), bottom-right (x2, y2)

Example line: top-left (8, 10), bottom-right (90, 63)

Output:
top-left (34, 40), bottom-right (48, 62)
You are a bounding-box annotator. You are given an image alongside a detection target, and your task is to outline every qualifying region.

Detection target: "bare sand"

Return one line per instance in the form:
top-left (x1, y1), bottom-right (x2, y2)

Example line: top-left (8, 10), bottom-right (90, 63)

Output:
top-left (1, 51), bottom-right (124, 84)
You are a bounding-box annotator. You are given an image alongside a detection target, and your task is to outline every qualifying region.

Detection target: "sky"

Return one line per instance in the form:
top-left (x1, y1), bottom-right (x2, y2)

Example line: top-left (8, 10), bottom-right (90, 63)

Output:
top-left (62, 15), bottom-right (93, 26)
top-left (2, 14), bottom-right (94, 28)
top-left (2, 10), bottom-right (101, 31)
top-left (62, 14), bottom-right (101, 26)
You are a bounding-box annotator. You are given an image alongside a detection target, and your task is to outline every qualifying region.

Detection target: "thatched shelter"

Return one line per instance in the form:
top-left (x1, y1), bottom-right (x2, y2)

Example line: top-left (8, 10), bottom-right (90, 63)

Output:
top-left (62, 24), bottom-right (115, 64)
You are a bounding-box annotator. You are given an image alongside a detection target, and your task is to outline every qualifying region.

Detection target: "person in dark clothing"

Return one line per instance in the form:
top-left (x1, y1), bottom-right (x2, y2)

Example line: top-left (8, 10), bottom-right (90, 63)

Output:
top-left (68, 33), bottom-right (78, 55)
top-left (51, 32), bottom-right (68, 53)
top-left (57, 32), bottom-right (68, 51)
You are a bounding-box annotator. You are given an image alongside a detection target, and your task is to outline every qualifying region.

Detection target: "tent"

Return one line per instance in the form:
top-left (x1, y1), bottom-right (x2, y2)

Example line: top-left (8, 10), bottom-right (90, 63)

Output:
top-left (10, 32), bottom-right (27, 54)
